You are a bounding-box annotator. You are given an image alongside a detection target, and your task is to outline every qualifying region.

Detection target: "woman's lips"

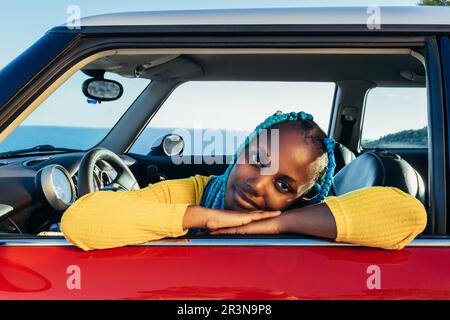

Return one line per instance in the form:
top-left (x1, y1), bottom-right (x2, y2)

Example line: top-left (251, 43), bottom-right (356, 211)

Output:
top-left (233, 185), bottom-right (259, 210)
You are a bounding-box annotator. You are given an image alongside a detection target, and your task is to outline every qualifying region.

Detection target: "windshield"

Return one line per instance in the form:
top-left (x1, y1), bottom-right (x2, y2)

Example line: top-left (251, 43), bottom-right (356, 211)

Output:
top-left (0, 71), bottom-right (150, 153)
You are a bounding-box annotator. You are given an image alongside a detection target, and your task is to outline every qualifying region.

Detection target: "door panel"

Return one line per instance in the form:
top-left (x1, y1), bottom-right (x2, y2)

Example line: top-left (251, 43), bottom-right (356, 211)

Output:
top-left (0, 239), bottom-right (449, 300)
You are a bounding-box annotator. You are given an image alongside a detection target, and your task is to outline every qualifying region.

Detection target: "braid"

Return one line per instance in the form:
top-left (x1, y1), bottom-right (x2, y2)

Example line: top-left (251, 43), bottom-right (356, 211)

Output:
top-left (307, 137), bottom-right (336, 204)
top-left (200, 111), bottom-right (336, 209)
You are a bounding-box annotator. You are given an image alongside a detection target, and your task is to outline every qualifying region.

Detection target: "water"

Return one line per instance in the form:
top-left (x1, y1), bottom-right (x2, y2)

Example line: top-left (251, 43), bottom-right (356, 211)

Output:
top-left (0, 126), bottom-right (110, 152)
top-left (0, 126), bottom-right (251, 156)
top-left (0, 125), bottom-right (428, 158)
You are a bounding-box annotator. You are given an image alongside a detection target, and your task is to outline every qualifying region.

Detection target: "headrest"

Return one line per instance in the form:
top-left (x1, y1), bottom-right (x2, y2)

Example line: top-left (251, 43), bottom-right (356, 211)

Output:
top-left (332, 149), bottom-right (425, 204)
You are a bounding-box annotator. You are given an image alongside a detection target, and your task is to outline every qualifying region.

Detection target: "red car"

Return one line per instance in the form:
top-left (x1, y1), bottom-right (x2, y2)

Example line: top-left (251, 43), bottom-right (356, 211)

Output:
top-left (0, 6), bottom-right (449, 300)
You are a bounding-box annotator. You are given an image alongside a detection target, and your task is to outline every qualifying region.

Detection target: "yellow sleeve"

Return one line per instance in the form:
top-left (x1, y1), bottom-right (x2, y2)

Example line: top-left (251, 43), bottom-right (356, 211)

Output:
top-left (324, 186), bottom-right (427, 250)
top-left (61, 175), bottom-right (211, 251)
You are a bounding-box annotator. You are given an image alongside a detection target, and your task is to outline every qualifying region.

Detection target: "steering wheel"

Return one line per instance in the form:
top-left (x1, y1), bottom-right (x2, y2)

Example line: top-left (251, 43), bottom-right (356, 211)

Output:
top-left (77, 147), bottom-right (140, 197)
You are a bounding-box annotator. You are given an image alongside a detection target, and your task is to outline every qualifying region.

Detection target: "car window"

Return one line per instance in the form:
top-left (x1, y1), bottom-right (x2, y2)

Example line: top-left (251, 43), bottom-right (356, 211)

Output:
top-left (130, 81), bottom-right (335, 156)
top-left (361, 87), bottom-right (428, 149)
top-left (0, 71), bottom-right (150, 153)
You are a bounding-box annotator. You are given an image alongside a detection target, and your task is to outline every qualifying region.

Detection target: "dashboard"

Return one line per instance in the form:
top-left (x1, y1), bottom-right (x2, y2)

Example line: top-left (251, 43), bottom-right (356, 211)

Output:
top-left (0, 152), bottom-right (137, 234)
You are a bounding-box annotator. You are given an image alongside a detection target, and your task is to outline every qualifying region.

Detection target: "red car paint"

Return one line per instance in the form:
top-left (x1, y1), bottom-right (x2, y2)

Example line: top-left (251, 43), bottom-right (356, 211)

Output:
top-left (0, 246), bottom-right (448, 300)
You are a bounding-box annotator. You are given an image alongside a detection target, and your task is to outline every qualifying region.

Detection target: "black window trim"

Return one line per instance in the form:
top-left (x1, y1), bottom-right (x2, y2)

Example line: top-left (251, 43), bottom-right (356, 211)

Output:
top-left (426, 36), bottom-right (447, 235)
top-left (440, 35), bottom-right (450, 235)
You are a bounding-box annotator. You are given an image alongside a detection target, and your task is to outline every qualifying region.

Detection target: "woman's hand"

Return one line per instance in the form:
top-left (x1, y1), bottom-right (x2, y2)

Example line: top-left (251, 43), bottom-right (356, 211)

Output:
top-left (182, 205), bottom-right (281, 230)
top-left (210, 215), bottom-right (282, 235)
top-left (210, 203), bottom-right (338, 239)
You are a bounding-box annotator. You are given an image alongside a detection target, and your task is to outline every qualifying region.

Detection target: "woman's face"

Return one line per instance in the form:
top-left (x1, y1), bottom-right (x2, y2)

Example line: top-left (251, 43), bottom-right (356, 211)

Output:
top-left (224, 123), bottom-right (324, 211)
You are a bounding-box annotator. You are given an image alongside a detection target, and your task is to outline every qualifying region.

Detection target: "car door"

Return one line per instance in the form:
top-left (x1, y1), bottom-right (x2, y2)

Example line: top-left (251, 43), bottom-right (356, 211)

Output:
top-left (2, 235), bottom-right (450, 299)
top-left (1, 25), bottom-right (450, 300)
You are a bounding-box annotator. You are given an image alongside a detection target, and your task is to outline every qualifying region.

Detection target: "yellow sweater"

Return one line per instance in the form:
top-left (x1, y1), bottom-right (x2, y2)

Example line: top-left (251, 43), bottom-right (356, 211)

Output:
top-left (61, 175), bottom-right (427, 251)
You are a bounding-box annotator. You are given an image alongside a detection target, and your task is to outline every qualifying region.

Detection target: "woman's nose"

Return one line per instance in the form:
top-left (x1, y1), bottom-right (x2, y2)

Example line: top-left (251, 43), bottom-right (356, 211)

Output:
top-left (247, 174), bottom-right (270, 197)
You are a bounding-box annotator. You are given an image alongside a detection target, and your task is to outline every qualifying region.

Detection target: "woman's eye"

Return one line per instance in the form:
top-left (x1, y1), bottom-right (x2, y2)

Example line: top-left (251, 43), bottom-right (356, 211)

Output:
top-left (275, 181), bottom-right (292, 193)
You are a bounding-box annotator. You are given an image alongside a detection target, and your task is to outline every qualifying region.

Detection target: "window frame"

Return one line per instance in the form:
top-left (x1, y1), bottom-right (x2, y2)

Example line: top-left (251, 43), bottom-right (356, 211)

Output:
top-left (440, 35), bottom-right (450, 235)
top-left (424, 37), bottom-right (447, 235)
top-left (1, 233), bottom-right (449, 248)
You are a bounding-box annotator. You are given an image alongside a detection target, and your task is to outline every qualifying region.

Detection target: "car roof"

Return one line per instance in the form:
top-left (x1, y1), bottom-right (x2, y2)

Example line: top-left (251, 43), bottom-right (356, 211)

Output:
top-left (69, 6), bottom-right (450, 27)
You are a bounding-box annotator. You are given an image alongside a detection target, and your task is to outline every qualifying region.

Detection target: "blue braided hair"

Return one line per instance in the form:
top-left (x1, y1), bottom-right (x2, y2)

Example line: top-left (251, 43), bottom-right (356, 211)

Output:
top-left (200, 111), bottom-right (336, 209)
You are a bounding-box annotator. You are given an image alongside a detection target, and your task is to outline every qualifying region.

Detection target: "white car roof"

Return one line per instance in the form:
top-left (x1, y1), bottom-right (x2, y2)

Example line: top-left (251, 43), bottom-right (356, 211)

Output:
top-left (74, 6), bottom-right (450, 27)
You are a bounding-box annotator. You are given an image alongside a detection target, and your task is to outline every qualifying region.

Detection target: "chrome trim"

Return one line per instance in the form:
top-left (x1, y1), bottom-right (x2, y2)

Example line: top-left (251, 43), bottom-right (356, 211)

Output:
top-left (1, 237), bottom-right (450, 248)
top-left (36, 165), bottom-right (76, 211)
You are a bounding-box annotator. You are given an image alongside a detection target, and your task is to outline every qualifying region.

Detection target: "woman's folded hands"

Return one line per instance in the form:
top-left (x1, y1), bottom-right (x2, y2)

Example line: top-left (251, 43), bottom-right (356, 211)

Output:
top-left (182, 205), bottom-right (282, 231)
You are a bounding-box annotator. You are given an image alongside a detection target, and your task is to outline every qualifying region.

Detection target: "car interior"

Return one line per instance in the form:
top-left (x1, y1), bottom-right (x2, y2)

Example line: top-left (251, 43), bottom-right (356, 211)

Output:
top-left (0, 48), bottom-right (430, 239)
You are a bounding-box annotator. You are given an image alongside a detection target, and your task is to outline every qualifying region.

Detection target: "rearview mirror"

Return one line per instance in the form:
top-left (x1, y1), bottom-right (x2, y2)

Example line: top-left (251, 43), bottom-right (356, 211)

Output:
top-left (82, 78), bottom-right (123, 102)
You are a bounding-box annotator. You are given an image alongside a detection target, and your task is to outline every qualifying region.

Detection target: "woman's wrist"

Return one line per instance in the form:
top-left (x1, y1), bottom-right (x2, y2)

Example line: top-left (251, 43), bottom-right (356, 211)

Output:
top-left (278, 204), bottom-right (337, 239)
top-left (182, 205), bottom-right (211, 230)
top-left (277, 211), bottom-right (297, 234)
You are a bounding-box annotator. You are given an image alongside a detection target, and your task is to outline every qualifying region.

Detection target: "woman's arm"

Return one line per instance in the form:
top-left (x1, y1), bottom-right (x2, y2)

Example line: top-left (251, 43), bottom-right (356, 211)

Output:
top-left (61, 176), bottom-right (210, 250)
top-left (279, 203), bottom-right (337, 238)
top-left (61, 176), bottom-right (280, 251)
top-left (212, 186), bottom-right (427, 250)
top-left (61, 190), bottom-right (190, 251)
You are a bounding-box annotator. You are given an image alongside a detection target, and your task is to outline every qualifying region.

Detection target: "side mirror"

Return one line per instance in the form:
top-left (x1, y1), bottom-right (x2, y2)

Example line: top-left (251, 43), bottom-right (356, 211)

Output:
top-left (82, 78), bottom-right (123, 102)
top-left (162, 134), bottom-right (184, 156)
top-left (149, 134), bottom-right (185, 157)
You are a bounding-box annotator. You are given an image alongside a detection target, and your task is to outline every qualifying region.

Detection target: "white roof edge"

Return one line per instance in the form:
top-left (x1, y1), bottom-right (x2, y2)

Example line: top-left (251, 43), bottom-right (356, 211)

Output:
top-left (68, 7), bottom-right (450, 27)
